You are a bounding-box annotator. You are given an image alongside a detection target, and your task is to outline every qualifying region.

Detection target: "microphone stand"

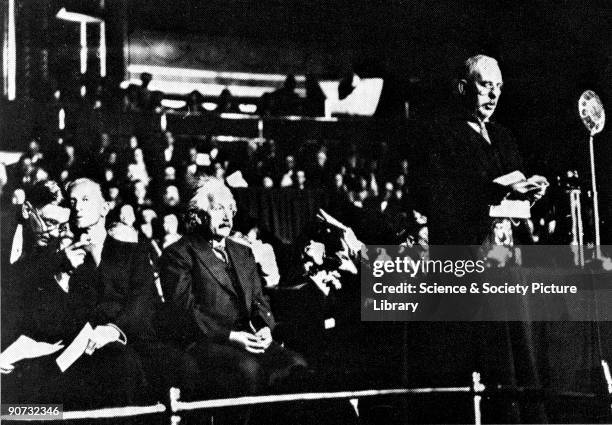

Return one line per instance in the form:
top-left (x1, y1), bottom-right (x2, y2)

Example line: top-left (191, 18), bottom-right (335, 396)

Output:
top-left (588, 133), bottom-right (601, 260)
top-left (578, 90), bottom-right (605, 261)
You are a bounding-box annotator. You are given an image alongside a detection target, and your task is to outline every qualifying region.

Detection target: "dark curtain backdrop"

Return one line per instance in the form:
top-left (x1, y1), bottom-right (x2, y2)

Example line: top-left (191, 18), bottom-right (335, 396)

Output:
top-left (394, 266), bottom-right (611, 423)
top-left (233, 188), bottom-right (328, 245)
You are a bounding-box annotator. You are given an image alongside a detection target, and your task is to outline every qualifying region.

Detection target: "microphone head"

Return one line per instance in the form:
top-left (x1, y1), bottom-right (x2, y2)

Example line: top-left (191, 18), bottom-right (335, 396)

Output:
top-left (578, 90), bottom-right (605, 136)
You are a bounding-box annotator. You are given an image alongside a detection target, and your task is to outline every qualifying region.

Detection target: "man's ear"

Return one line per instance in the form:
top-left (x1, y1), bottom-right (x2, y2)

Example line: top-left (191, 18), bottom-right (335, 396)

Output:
top-left (21, 202), bottom-right (32, 220)
top-left (101, 200), bottom-right (111, 218)
top-left (455, 78), bottom-right (467, 96)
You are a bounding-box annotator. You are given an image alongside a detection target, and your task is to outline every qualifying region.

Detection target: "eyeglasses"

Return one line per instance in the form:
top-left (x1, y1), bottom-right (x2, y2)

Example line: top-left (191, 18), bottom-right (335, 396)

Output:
top-left (27, 202), bottom-right (70, 236)
top-left (476, 81), bottom-right (503, 95)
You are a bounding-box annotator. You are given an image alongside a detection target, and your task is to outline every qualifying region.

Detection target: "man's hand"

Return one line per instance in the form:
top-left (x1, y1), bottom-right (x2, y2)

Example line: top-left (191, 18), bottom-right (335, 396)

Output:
top-left (24, 340), bottom-right (65, 359)
top-left (511, 175), bottom-right (549, 200)
top-left (304, 241), bottom-right (325, 266)
top-left (85, 325), bottom-right (121, 355)
top-left (342, 228), bottom-right (363, 257)
top-left (510, 180), bottom-right (539, 194)
top-left (62, 240), bottom-right (89, 270)
top-left (526, 175), bottom-right (549, 200)
top-left (1, 362), bottom-right (15, 374)
top-left (255, 326), bottom-right (273, 350)
top-left (229, 331), bottom-right (267, 354)
top-left (337, 241), bottom-right (358, 275)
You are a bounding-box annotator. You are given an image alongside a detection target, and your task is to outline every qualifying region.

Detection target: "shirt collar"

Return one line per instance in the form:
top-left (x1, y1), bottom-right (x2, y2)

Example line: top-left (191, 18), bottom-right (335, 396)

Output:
top-left (466, 113), bottom-right (490, 126)
top-left (80, 224), bottom-right (107, 247)
top-left (211, 238), bottom-right (226, 251)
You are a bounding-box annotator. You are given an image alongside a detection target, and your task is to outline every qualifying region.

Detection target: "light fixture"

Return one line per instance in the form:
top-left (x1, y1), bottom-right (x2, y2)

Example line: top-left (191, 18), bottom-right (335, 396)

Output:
top-left (56, 7), bottom-right (103, 23)
top-left (3, 0), bottom-right (16, 100)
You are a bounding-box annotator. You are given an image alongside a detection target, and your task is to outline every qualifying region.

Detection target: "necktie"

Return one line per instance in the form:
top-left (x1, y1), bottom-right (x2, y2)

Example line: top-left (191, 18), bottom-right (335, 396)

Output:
top-left (213, 244), bottom-right (228, 263)
top-left (9, 223), bottom-right (23, 264)
top-left (479, 121), bottom-right (491, 144)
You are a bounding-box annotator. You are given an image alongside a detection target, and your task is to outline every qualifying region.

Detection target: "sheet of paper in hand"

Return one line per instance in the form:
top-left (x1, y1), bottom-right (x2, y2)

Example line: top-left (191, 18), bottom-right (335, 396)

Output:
top-left (493, 170), bottom-right (527, 186)
top-left (489, 200), bottom-right (531, 219)
top-left (55, 322), bottom-right (94, 372)
top-left (317, 208), bottom-right (348, 230)
top-left (0, 335), bottom-right (64, 365)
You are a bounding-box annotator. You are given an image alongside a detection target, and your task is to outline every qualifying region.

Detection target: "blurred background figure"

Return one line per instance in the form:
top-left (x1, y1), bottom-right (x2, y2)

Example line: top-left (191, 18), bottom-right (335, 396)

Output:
top-left (184, 90), bottom-right (205, 114)
top-left (162, 213), bottom-right (182, 249)
top-left (217, 88), bottom-right (238, 114)
top-left (267, 74), bottom-right (301, 116)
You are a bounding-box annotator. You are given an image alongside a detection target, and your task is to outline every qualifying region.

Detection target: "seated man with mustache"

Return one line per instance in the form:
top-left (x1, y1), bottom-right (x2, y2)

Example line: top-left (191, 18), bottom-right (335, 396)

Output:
top-left (160, 177), bottom-right (307, 398)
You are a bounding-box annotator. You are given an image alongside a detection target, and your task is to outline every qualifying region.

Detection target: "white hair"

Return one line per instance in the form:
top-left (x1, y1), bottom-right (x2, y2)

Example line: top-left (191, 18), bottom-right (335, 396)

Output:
top-left (185, 177), bottom-right (236, 232)
top-left (188, 178), bottom-right (234, 212)
top-left (66, 177), bottom-right (104, 200)
top-left (461, 55), bottom-right (499, 82)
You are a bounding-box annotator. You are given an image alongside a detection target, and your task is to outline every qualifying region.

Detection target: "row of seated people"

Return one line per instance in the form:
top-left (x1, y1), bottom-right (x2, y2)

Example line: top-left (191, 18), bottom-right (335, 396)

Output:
top-left (5, 130), bottom-right (423, 254)
top-left (2, 177), bottom-right (367, 420)
top-left (10, 130), bottom-right (413, 192)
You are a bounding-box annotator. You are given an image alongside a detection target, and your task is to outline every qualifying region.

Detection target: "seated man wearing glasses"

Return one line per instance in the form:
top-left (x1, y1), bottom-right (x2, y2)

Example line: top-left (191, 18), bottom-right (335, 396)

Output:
top-left (2, 180), bottom-right (144, 408)
top-left (160, 177), bottom-right (307, 397)
top-left (3, 180), bottom-right (71, 362)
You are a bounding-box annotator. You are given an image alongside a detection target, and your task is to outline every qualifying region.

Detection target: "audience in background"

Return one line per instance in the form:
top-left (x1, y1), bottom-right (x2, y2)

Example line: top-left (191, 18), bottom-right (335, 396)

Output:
top-left (303, 73), bottom-right (326, 117)
top-left (137, 73), bottom-right (154, 111)
top-left (184, 90), bottom-right (205, 114)
top-left (217, 88), bottom-right (239, 114)
top-left (5, 123), bottom-right (426, 254)
top-left (265, 74), bottom-right (301, 116)
top-left (162, 213), bottom-right (182, 249)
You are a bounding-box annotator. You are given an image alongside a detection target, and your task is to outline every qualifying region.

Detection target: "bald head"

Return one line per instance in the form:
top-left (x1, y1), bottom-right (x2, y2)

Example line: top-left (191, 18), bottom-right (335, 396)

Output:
top-left (67, 178), bottom-right (108, 230)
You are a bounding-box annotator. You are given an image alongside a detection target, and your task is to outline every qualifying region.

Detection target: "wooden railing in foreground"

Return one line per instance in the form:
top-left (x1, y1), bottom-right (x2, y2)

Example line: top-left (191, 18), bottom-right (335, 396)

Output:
top-left (3, 371), bottom-right (610, 424)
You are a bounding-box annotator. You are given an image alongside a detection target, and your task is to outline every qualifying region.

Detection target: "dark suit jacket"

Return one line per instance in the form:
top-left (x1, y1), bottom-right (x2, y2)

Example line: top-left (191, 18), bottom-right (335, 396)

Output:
top-left (159, 234), bottom-right (275, 347)
top-left (418, 119), bottom-right (524, 245)
top-left (26, 237), bottom-right (159, 346)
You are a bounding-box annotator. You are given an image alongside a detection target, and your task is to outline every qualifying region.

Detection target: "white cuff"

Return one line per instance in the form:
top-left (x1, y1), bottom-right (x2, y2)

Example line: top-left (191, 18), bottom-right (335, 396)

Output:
top-left (106, 323), bottom-right (127, 345)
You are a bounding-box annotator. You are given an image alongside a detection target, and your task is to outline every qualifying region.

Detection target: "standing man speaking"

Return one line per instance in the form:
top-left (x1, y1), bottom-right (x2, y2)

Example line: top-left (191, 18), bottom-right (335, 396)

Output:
top-left (422, 55), bottom-right (549, 246)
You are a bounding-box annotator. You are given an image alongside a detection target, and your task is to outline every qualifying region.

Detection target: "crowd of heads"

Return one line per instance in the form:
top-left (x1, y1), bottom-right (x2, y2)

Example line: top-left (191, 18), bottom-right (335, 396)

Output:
top-left (7, 127), bottom-right (428, 259)
top-left (4, 67), bottom-right (436, 267)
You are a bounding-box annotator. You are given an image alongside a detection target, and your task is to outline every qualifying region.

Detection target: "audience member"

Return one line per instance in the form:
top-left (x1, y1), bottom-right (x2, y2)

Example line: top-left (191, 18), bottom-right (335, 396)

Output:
top-left (159, 178), bottom-right (307, 399)
top-left (217, 88), bottom-right (239, 114)
top-left (303, 74), bottom-right (326, 117)
top-left (280, 154), bottom-right (296, 187)
top-left (162, 213), bottom-right (182, 249)
top-left (183, 90), bottom-right (205, 114)
top-left (161, 184), bottom-right (181, 211)
top-left (66, 178), bottom-right (198, 403)
top-left (137, 72), bottom-right (154, 111)
top-left (267, 74), bottom-right (301, 116)
top-left (4, 180), bottom-right (143, 408)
